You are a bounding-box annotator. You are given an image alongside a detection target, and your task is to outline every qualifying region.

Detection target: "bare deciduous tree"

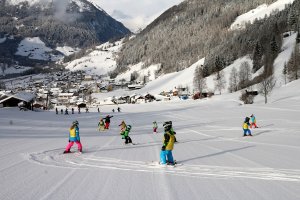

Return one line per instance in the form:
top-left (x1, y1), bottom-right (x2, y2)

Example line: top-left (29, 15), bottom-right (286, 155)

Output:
top-left (228, 67), bottom-right (239, 92)
top-left (259, 74), bottom-right (276, 104)
top-left (214, 70), bottom-right (226, 95)
top-left (193, 65), bottom-right (207, 97)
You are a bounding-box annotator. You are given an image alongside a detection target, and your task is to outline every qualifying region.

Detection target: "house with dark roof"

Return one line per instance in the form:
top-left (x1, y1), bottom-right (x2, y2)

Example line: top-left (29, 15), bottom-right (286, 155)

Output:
top-left (0, 92), bottom-right (36, 109)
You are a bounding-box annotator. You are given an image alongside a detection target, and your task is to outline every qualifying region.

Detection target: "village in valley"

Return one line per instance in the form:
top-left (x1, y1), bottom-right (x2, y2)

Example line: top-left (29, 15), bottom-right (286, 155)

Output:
top-left (0, 69), bottom-right (197, 112)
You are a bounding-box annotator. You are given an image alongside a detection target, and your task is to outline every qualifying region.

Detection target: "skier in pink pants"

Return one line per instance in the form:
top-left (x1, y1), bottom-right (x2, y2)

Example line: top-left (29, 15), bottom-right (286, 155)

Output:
top-left (64, 120), bottom-right (82, 153)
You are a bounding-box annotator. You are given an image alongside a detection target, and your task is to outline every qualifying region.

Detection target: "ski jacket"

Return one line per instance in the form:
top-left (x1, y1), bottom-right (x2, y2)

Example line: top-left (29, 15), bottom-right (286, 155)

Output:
top-left (98, 121), bottom-right (104, 127)
top-left (163, 131), bottom-right (175, 151)
top-left (69, 126), bottom-right (80, 142)
top-left (153, 122), bottom-right (158, 128)
top-left (105, 116), bottom-right (113, 123)
top-left (243, 122), bottom-right (250, 129)
top-left (121, 129), bottom-right (130, 137)
top-left (119, 121), bottom-right (127, 131)
top-left (250, 116), bottom-right (256, 123)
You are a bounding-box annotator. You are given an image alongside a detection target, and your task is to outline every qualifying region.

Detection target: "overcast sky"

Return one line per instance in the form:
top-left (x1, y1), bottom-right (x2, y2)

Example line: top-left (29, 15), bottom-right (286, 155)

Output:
top-left (91, 0), bottom-right (184, 32)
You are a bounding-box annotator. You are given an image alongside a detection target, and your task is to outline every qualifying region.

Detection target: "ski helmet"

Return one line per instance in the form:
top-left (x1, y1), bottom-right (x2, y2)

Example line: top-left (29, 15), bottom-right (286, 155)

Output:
top-left (73, 120), bottom-right (79, 126)
top-left (163, 122), bottom-right (172, 131)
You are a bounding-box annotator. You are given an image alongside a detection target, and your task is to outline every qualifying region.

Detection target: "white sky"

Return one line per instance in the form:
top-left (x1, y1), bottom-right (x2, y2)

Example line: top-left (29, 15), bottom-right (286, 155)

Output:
top-left (90, 0), bottom-right (184, 32)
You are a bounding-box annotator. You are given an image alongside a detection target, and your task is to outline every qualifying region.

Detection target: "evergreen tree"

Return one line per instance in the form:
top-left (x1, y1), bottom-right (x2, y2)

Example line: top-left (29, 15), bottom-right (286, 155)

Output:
top-left (287, 44), bottom-right (300, 81)
top-left (270, 35), bottom-right (279, 55)
top-left (282, 62), bottom-right (287, 85)
top-left (252, 41), bottom-right (263, 72)
top-left (288, 7), bottom-right (298, 32)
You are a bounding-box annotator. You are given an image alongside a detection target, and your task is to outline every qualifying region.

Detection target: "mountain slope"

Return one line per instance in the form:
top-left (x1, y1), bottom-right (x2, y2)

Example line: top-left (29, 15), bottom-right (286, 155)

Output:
top-left (0, 0), bottom-right (131, 73)
top-left (115, 0), bottom-right (294, 76)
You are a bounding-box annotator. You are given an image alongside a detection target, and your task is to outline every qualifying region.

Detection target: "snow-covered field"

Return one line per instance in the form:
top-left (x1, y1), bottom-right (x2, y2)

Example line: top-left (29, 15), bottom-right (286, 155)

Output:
top-left (1, 79), bottom-right (300, 200)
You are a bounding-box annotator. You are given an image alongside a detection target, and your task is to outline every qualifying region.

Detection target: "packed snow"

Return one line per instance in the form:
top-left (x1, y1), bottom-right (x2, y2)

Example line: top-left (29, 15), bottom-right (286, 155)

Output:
top-left (1, 78), bottom-right (300, 200)
top-left (230, 0), bottom-right (295, 30)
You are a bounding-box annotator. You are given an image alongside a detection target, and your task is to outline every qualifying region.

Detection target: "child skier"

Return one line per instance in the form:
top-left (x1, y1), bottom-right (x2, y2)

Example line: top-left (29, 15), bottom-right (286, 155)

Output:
top-left (243, 117), bottom-right (252, 137)
top-left (98, 118), bottom-right (105, 131)
top-left (164, 121), bottom-right (177, 142)
top-left (153, 121), bottom-right (158, 133)
top-left (104, 115), bottom-right (113, 129)
top-left (119, 121), bottom-right (132, 144)
top-left (250, 114), bottom-right (258, 128)
top-left (64, 120), bottom-right (82, 153)
top-left (119, 120), bottom-right (127, 132)
top-left (160, 121), bottom-right (176, 165)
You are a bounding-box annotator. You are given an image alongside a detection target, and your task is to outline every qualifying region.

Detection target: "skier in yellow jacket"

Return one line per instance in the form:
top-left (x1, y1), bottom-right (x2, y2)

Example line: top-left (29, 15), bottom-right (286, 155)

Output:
top-left (243, 117), bottom-right (252, 137)
top-left (160, 121), bottom-right (176, 165)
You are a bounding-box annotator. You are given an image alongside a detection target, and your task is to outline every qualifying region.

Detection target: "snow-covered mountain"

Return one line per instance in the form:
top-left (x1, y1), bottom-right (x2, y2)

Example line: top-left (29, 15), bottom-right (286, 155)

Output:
top-left (61, 0), bottom-right (299, 98)
top-left (0, 0), bottom-right (131, 75)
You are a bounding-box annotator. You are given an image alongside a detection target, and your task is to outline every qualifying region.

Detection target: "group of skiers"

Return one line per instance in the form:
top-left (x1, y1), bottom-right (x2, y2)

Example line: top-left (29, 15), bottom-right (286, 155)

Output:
top-left (56, 107), bottom-right (89, 115)
top-left (63, 113), bottom-right (258, 166)
top-left (243, 114), bottom-right (258, 137)
top-left (98, 115), bottom-right (114, 131)
top-left (63, 117), bottom-right (178, 165)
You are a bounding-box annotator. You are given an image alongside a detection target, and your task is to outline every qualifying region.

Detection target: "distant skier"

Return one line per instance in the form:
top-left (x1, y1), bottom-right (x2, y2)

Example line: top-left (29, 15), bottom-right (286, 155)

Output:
top-left (55, 108), bottom-right (58, 114)
top-left (85, 107), bottom-right (89, 113)
top-left (112, 109), bottom-right (115, 113)
top-left (250, 114), bottom-right (258, 128)
top-left (64, 120), bottom-right (82, 153)
top-left (60, 109), bottom-right (63, 114)
top-left (119, 121), bottom-right (132, 144)
top-left (117, 107), bottom-right (121, 112)
top-left (153, 121), bottom-right (158, 133)
top-left (71, 108), bottom-right (74, 114)
top-left (65, 108), bottom-right (69, 115)
top-left (97, 107), bottom-right (100, 113)
top-left (78, 107), bottom-right (81, 114)
top-left (243, 117), bottom-right (252, 137)
top-left (98, 118), bottom-right (105, 131)
top-left (160, 121), bottom-right (176, 165)
top-left (104, 115), bottom-right (113, 129)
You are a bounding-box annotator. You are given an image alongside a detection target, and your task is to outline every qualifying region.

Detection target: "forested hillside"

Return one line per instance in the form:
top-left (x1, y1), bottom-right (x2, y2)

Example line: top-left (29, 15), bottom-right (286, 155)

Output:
top-left (115, 0), bottom-right (299, 79)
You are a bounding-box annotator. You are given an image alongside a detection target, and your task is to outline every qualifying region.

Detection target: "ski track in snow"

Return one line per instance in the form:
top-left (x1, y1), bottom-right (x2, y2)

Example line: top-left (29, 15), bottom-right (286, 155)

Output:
top-left (26, 148), bottom-right (300, 182)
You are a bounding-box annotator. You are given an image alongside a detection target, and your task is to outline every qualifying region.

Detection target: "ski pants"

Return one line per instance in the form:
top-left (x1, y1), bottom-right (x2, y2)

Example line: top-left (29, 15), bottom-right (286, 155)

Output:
top-left (243, 129), bottom-right (251, 136)
top-left (160, 150), bottom-right (174, 164)
top-left (125, 136), bottom-right (132, 144)
top-left (250, 123), bottom-right (258, 128)
top-left (105, 122), bottom-right (110, 129)
top-left (153, 128), bottom-right (157, 133)
top-left (65, 141), bottom-right (82, 151)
